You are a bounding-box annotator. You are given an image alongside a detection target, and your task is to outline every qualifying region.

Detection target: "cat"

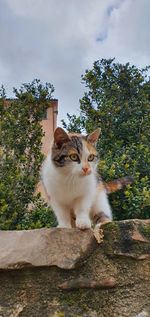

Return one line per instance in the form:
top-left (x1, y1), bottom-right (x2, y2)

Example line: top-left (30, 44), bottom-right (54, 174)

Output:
top-left (42, 127), bottom-right (133, 229)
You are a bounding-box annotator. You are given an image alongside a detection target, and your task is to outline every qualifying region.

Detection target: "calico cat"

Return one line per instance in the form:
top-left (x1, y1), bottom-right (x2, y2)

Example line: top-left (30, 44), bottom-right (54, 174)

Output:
top-left (42, 127), bottom-right (133, 229)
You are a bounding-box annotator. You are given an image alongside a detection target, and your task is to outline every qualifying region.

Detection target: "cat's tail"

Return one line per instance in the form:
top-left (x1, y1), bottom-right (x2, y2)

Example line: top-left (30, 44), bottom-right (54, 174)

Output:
top-left (102, 176), bottom-right (134, 194)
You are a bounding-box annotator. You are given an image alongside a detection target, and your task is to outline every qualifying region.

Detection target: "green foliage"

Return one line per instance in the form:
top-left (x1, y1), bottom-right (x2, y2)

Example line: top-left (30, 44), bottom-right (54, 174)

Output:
top-left (0, 79), bottom-right (56, 229)
top-left (16, 195), bottom-right (57, 230)
top-left (62, 59), bottom-right (150, 220)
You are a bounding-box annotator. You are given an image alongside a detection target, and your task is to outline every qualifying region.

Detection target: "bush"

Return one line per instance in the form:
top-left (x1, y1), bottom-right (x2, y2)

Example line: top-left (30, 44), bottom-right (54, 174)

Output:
top-left (16, 196), bottom-right (57, 230)
top-left (62, 59), bottom-right (150, 220)
top-left (0, 79), bottom-right (56, 229)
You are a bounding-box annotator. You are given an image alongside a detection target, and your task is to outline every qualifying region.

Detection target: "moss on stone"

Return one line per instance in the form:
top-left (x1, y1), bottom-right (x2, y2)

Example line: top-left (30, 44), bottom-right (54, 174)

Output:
top-left (60, 289), bottom-right (85, 307)
top-left (140, 223), bottom-right (150, 239)
top-left (50, 313), bottom-right (65, 317)
top-left (102, 221), bottom-right (121, 237)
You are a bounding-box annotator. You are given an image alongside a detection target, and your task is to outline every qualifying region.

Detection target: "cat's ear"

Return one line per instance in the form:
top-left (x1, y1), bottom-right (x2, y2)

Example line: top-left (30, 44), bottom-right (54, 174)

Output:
top-left (54, 127), bottom-right (70, 148)
top-left (87, 128), bottom-right (101, 144)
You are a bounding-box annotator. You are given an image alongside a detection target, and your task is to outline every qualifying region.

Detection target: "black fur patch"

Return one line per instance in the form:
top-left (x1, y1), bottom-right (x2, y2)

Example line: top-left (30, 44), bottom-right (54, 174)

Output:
top-left (70, 136), bottom-right (83, 154)
top-left (52, 136), bottom-right (83, 167)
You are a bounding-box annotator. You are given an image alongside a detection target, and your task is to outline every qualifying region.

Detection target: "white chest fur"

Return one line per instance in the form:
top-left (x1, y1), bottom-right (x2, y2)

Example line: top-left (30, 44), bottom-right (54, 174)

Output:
top-left (42, 154), bottom-right (97, 206)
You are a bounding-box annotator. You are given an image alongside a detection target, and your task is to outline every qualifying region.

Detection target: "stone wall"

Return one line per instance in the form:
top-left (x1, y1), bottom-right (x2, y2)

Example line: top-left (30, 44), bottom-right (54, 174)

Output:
top-left (0, 219), bottom-right (149, 317)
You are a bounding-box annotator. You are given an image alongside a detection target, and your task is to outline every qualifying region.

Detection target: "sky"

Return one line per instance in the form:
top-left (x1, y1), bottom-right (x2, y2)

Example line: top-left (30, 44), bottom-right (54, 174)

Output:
top-left (0, 0), bottom-right (150, 125)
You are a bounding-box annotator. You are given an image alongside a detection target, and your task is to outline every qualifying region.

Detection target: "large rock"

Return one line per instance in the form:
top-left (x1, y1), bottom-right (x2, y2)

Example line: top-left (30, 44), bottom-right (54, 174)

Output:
top-left (0, 227), bottom-right (97, 269)
top-left (0, 219), bottom-right (150, 317)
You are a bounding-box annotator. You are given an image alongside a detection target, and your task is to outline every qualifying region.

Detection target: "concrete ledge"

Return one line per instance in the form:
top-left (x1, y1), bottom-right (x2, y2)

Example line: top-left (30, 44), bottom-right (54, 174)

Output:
top-left (0, 219), bottom-right (150, 317)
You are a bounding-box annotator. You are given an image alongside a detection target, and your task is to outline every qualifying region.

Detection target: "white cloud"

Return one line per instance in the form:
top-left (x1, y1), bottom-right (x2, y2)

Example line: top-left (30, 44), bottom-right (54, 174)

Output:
top-left (94, 0), bottom-right (150, 66)
top-left (0, 0), bottom-right (149, 125)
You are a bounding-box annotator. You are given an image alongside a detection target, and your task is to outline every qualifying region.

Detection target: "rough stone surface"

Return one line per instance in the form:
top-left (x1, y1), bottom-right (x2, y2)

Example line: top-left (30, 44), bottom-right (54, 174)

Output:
top-left (0, 219), bottom-right (150, 317)
top-left (0, 227), bottom-right (97, 269)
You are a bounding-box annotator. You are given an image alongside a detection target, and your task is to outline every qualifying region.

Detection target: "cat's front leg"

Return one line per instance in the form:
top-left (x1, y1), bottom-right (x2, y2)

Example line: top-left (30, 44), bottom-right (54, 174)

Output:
top-left (91, 189), bottom-right (112, 227)
top-left (52, 202), bottom-right (72, 228)
top-left (74, 200), bottom-right (92, 229)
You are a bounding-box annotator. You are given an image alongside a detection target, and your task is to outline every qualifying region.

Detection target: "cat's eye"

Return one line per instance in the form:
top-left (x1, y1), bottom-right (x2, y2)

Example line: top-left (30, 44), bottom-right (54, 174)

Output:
top-left (88, 154), bottom-right (95, 161)
top-left (69, 154), bottom-right (79, 161)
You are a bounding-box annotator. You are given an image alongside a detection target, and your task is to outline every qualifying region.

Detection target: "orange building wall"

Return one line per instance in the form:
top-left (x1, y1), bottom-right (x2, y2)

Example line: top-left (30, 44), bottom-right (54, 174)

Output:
top-left (37, 99), bottom-right (58, 200)
top-left (41, 99), bottom-right (58, 155)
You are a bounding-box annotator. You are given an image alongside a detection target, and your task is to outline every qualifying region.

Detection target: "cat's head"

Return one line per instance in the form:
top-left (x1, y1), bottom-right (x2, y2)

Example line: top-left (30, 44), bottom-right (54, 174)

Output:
top-left (51, 127), bottom-right (101, 176)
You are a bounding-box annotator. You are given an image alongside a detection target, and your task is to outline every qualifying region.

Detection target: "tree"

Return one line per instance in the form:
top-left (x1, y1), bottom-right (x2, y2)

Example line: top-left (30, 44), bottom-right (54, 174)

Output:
top-left (0, 79), bottom-right (55, 229)
top-left (62, 59), bottom-right (150, 220)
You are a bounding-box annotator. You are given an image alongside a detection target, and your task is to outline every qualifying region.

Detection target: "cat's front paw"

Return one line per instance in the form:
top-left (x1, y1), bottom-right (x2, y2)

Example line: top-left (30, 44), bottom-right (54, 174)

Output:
top-left (76, 217), bottom-right (91, 230)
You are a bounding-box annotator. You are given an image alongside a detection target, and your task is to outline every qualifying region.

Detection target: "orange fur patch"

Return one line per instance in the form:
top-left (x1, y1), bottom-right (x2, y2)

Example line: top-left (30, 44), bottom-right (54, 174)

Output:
top-left (83, 140), bottom-right (97, 156)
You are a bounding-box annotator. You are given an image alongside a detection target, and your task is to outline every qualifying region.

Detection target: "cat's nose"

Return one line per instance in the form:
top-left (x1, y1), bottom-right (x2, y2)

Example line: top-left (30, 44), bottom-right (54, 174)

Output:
top-left (82, 167), bottom-right (89, 174)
